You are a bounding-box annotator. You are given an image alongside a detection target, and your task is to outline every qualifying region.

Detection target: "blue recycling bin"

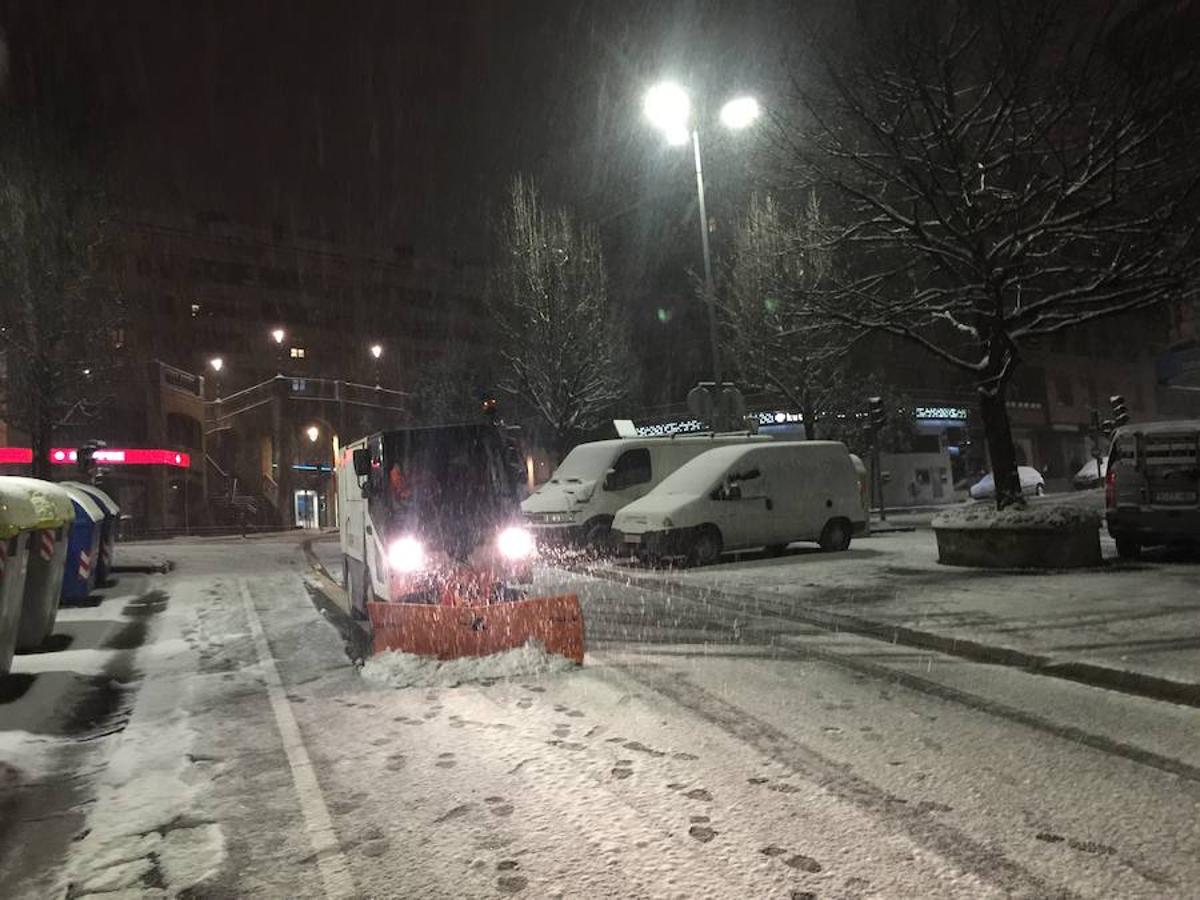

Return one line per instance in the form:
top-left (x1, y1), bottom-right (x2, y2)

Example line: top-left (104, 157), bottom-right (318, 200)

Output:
top-left (0, 478), bottom-right (39, 674)
top-left (1, 478), bottom-right (74, 650)
top-left (60, 484), bottom-right (104, 602)
top-left (63, 482), bottom-right (119, 585)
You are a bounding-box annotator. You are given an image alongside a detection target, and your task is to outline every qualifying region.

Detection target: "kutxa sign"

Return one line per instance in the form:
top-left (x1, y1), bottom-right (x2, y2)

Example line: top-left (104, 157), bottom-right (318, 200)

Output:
top-left (0, 447), bottom-right (192, 468)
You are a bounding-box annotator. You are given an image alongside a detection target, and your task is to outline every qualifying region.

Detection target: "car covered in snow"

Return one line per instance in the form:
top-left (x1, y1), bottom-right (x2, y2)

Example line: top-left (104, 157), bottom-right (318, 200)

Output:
top-left (968, 466), bottom-right (1046, 500)
top-left (614, 441), bottom-right (866, 565)
top-left (522, 433), bottom-right (768, 548)
top-left (1072, 457), bottom-right (1107, 490)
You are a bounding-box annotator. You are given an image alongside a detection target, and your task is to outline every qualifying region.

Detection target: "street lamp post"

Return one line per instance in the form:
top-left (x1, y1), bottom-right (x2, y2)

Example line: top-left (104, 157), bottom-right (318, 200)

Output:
top-left (644, 83), bottom-right (760, 416)
top-left (369, 343), bottom-right (383, 387)
top-left (271, 328), bottom-right (286, 375)
top-left (209, 356), bottom-right (224, 400)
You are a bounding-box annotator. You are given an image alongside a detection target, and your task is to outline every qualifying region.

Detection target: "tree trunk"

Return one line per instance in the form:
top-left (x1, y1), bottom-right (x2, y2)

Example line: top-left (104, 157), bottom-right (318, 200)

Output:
top-left (30, 406), bottom-right (52, 480)
top-left (977, 381), bottom-right (1023, 509)
top-left (801, 401), bottom-right (817, 441)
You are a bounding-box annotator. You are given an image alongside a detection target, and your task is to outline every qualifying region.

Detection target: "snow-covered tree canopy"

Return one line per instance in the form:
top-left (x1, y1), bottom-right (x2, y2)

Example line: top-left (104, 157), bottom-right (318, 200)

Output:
top-left (487, 175), bottom-right (627, 457)
top-left (771, 0), bottom-right (1200, 506)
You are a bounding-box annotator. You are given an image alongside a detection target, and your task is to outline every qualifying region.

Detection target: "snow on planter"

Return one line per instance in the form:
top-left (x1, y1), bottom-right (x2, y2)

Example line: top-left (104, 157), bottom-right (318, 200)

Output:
top-left (361, 639), bottom-right (577, 689)
top-left (933, 501), bottom-right (1102, 569)
top-left (932, 501), bottom-right (1101, 532)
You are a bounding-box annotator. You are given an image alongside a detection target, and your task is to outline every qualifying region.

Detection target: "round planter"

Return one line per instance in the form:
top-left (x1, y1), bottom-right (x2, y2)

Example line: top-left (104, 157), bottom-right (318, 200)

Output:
top-left (934, 524), bottom-right (1101, 569)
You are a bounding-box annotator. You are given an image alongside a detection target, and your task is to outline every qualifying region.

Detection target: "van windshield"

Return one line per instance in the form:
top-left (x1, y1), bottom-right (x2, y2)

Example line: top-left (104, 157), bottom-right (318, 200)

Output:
top-left (549, 444), bottom-right (618, 483)
top-left (652, 449), bottom-right (743, 496)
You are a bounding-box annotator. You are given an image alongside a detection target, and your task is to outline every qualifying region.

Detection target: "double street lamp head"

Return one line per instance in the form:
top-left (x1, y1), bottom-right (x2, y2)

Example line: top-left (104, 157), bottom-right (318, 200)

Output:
top-left (643, 81), bottom-right (760, 143)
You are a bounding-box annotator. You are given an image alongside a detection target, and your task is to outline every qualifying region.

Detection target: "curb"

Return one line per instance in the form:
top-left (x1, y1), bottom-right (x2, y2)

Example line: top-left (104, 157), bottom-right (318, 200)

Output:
top-left (579, 564), bottom-right (1200, 709)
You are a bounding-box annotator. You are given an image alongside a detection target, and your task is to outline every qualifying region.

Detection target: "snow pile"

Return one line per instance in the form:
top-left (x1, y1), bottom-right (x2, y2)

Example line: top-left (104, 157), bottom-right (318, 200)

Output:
top-left (933, 501), bottom-right (1101, 531)
top-left (66, 715), bottom-right (228, 896)
top-left (361, 639), bottom-right (577, 688)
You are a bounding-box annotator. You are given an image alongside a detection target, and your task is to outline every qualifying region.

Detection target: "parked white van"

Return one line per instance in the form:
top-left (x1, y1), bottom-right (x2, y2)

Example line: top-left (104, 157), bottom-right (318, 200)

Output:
top-left (522, 433), bottom-right (768, 546)
top-left (613, 441), bottom-right (867, 565)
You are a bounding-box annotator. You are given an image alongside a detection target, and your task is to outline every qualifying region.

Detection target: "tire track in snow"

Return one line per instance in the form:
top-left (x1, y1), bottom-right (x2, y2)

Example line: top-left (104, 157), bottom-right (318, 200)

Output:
top-left (238, 578), bottom-right (355, 899)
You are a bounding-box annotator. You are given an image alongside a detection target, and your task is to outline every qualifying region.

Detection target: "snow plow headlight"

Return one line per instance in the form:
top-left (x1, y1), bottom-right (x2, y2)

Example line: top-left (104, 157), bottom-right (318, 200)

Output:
top-left (497, 526), bottom-right (537, 561)
top-left (387, 537), bottom-right (426, 573)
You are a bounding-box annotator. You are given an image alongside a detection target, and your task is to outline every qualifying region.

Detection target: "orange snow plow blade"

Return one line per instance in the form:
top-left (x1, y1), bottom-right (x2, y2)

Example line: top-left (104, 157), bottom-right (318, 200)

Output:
top-left (367, 594), bottom-right (584, 664)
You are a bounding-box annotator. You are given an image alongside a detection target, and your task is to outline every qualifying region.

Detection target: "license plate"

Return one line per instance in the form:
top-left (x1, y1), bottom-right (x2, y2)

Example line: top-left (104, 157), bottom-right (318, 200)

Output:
top-left (1152, 491), bottom-right (1197, 504)
top-left (624, 533), bottom-right (641, 544)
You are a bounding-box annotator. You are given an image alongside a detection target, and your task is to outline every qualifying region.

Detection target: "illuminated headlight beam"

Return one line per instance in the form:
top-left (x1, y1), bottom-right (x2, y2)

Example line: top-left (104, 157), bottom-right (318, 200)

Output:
top-left (497, 526), bottom-right (537, 560)
top-left (387, 536), bottom-right (426, 573)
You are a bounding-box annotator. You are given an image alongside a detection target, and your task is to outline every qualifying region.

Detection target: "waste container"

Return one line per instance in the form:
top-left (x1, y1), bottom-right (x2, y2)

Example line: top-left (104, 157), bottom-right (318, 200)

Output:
top-left (60, 484), bottom-right (104, 603)
top-left (63, 482), bottom-right (119, 585)
top-left (1, 478), bottom-right (74, 650)
top-left (0, 478), bottom-right (40, 674)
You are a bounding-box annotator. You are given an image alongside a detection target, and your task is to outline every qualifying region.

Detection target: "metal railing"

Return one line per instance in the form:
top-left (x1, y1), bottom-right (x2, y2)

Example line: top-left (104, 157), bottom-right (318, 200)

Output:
top-left (205, 374), bottom-right (410, 425)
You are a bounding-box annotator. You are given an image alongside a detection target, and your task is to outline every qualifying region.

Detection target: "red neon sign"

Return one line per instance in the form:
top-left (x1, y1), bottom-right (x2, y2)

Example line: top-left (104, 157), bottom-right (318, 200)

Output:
top-left (0, 448), bottom-right (33, 464)
top-left (0, 448), bottom-right (191, 468)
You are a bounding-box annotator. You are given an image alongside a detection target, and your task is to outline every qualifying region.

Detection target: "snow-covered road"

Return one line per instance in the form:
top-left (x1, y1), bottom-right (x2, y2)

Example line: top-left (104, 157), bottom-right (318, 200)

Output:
top-left (2, 532), bottom-right (1197, 898)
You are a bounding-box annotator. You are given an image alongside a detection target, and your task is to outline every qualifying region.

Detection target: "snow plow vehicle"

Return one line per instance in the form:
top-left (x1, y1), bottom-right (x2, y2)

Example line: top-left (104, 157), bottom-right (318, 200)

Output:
top-left (337, 423), bottom-right (584, 664)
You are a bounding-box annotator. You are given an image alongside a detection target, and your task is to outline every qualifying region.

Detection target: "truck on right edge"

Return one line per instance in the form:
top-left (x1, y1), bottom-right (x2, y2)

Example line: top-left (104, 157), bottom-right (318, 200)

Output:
top-left (1106, 419), bottom-right (1200, 558)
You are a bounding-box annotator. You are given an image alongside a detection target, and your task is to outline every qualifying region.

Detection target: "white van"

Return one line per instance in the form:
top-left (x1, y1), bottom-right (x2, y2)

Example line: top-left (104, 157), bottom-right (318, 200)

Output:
top-left (1105, 419), bottom-right (1200, 557)
top-left (522, 433), bottom-right (768, 546)
top-left (613, 441), bottom-right (867, 565)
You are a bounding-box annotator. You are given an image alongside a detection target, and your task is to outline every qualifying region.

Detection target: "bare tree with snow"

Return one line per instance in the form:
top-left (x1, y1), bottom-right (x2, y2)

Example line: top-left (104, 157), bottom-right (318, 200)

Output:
top-left (774, 0), bottom-right (1200, 507)
top-left (0, 117), bottom-right (121, 478)
top-left (487, 175), bottom-right (627, 459)
top-left (720, 191), bottom-right (856, 439)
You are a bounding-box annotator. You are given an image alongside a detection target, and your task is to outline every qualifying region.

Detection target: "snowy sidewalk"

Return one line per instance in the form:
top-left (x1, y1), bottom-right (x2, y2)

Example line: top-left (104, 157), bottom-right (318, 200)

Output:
top-left (587, 529), bottom-right (1200, 705)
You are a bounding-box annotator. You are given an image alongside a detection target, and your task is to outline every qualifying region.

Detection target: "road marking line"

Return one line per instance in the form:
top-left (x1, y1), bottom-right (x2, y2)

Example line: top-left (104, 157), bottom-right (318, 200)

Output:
top-left (238, 578), bottom-right (355, 899)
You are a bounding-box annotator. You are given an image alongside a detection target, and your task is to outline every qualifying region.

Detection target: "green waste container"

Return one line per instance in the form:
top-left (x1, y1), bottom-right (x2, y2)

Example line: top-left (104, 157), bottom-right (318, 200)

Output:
top-left (2, 478), bottom-right (74, 649)
top-left (0, 478), bottom-right (41, 674)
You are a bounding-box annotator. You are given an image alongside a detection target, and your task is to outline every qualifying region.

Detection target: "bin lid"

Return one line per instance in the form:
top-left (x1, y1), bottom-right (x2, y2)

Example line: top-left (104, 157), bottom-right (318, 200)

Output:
top-left (0, 477), bottom-right (74, 528)
top-left (60, 483), bottom-right (105, 523)
top-left (0, 476), bottom-right (44, 537)
top-left (61, 481), bottom-right (120, 516)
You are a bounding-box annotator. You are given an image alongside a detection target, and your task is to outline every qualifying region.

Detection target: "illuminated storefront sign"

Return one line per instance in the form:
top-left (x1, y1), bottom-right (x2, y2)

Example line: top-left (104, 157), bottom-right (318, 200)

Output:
top-left (915, 406), bottom-right (968, 421)
top-left (0, 448), bottom-right (191, 468)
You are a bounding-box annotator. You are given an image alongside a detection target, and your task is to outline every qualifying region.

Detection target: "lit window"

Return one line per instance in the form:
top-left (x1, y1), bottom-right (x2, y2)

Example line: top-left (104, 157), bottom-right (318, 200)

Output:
top-left (290, 347), bottom-right (306, 359)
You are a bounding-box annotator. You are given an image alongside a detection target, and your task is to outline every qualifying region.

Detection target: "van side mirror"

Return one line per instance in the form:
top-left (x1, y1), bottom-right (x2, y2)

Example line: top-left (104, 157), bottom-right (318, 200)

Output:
top-left (352, 448), bottom-right (371, 478)
top-left (603, 469), bottom-right (618, 491)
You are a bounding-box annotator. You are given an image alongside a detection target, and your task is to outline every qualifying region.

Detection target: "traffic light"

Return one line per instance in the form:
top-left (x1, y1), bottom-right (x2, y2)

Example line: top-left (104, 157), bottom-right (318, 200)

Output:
top-left (867, 396), bottom-right (887, 431)
top-left (481, 397), bottom-right (500, 424)
top-left (77, 439), bottom-right (107, 483)
top-left (1109, 394), bottom-right (1129, 428)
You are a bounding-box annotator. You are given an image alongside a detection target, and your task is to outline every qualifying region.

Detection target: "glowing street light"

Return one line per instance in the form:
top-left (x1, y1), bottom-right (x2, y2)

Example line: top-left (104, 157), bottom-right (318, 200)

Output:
top-left (369, 343), bottom-right (383, 360)
top-left (643, 81), bottom-right (762, 396)
top-left (306, 425), bottom-right (320, 443)
top-left (209, 356), bottom-right (225, 400)
top-left (643, 81), bottom-right (691, 146)
top-left (719, 96), bottom-right (760, 130)
top-left (271, 328), bottom-right (285, 344)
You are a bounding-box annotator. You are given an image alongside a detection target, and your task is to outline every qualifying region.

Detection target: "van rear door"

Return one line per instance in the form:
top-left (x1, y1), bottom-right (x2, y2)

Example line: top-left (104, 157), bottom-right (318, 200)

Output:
top-left (1141, 431), bottom-right (1200, 509)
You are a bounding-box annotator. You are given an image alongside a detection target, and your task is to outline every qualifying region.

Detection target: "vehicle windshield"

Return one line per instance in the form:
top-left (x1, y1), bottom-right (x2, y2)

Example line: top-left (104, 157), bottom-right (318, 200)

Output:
top-left (548, 444), bottom-right (617, 484)
top-left (383, 426), bottom-right (517, 524)
top-left (651, 449), bottom-right (740, 497)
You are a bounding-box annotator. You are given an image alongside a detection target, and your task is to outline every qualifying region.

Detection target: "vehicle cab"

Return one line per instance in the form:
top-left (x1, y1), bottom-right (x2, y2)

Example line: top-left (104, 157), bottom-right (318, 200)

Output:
top-left (339, 424), bottom-right (535, 610)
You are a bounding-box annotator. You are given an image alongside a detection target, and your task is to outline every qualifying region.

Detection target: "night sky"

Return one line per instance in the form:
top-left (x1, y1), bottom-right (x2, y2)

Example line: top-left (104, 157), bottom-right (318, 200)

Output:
top-left (0, 1), bottom-right (797, 257)
top-left (0, 1), bottom-right (811, 403)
